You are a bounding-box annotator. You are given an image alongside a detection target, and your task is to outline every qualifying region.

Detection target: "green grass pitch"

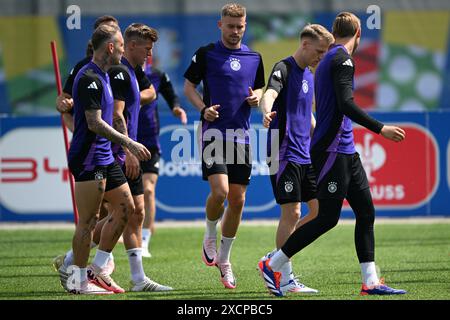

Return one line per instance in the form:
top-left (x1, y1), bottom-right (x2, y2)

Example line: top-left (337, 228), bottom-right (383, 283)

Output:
top-left (0, 222), bottom-right (449, 300)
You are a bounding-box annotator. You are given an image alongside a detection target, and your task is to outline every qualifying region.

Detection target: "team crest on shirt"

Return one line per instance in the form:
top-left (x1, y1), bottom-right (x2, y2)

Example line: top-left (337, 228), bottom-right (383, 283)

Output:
top-left (302, 80), bottom-right (309, 94)
top-left (230, 58), bottom-right (241, 71)
top-left (328, 181), bottom-right (337, 193)
top-left (285, 181), bottom-right (294, 193)
top-left (205, 158), bottom-right (214, 169)
top-left (94, 171), bottom-right (104, 181)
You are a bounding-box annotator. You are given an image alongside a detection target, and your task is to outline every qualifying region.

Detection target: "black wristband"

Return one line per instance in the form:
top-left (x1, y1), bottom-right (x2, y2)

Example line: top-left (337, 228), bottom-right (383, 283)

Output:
top-left (200, 106), bottom-right (208, 119)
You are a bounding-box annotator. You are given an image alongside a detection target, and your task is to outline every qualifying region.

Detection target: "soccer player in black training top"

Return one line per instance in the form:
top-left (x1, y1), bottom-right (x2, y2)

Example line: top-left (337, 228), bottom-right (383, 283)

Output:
top-left (259, 12), bottom-right (407, 297)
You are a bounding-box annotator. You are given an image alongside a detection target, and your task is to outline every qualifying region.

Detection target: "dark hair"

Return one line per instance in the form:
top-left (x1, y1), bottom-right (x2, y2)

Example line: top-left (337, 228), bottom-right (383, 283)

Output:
top-left (93, 15), bottom-right (119, 30)
top-left (332, 12), bottom-right (361, 38)
top-left (85, 40), bottom-right (94, 57)
top-left (91, 24), bottom-right (120, 51)
top-left (124, 23), bottom-right (158, 44)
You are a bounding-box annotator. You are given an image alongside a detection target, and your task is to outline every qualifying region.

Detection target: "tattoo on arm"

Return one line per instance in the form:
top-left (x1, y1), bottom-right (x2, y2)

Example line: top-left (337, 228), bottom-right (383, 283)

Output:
top-left (85, 109), bottom-right (131, 148)
top-left (113, 113), bottom-right (128, 137)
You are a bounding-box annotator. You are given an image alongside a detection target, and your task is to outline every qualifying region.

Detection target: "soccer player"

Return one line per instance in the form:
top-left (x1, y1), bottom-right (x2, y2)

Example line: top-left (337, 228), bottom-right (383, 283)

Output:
top-left (56, 15), bottom-right (156, 131)
top-left (260, 24), bottom-right (334, 295)
top-left (56, 15), bottom-right (119, 127)
top-left (92, 23), bottom-right (173, 292)
top-left (53, 17), bottom-right (156, 276)
top-left (184, 3), bottom-right (265, 289)
top-left (258, 12), bottom-right (407, 297)
top-left (139, 57), bottom-right (188, 258)
top-left (59, 24), bottom-right (151, 294)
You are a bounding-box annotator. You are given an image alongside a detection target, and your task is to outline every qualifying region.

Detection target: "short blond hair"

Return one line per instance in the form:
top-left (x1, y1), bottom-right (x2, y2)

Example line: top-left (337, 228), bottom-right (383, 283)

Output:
top-left (332, 12), bottom-right (361, 38)
top-left (300, 24), bottom-right (334, 45)
top-left (221, 3), bottom-right (246, 18)
top-left (124, 23), bottom-right (158, 45)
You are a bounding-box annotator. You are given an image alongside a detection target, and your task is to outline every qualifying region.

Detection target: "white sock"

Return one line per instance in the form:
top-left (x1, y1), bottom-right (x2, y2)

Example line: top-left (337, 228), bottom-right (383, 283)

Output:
top-left (63, 241), bottom-right (97, 268)
top-left (142, 228), bottom-right (151, 248)
top-left (205, 218), bottom-right (219, 239)
top-left (79, 267), bottom-right (87, 282)
top-left (93, 249), bottom-right (111, 269)
top-left (361, 262), bottom-right (379, 286)
top-left (217, 236), bottom-right (235, 264)
top-left (280, 260), bottom-right (293, 286)
top-left (127, 248), bottom-right (146, 284)
top-left (268, 249), bottom-right (290, 272)
top-left (63, 250), bottom-right (73, 268)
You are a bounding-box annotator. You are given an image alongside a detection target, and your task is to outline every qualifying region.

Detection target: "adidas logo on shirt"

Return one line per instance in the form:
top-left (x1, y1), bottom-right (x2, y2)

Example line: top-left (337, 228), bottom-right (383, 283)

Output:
top-left (87, 81), bottom-right (98, 89)
top-left (342, 59), bottom-right (353, 67)
top-left (114, 72), bottom-right (125, 80)
top-left (273, 70), bottom-right (282, 79)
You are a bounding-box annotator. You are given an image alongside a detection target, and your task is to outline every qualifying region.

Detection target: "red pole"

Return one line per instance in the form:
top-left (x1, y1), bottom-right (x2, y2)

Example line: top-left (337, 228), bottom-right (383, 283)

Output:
top-left (50, 41), bottom-right (79, 225)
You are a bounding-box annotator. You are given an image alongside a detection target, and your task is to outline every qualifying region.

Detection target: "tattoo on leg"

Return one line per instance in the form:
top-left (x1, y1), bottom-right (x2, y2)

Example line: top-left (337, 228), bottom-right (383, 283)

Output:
top-left (120, 203), bottom-right (128, 224)
top-left (81, 228), bottom-right (91, 242)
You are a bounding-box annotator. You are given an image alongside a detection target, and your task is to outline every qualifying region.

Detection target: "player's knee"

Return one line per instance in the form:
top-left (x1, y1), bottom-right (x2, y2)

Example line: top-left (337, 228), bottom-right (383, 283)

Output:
top-left (144, 186), bottom-right (155, 200)
top-left (313, 210), bottom-right (340, 233)
top-left (322, 215), bottom-right (339, 230)
top-left (227, 193), bottom-right (245, 210)
top-left (281, 211), bottom-right (300, 224)
top-left (307, 201), bottom-right (319, 219)
top-left (211, 188), bottom-right (228, 204)
top-left (281, 204), bottom-right (301, 222)
top-left (132, 203), bottom-right (145, 225)
top-left (80, 214), bottom-right (99, 232)
top-left (316, 198), bottom-right (342, 231)
top-left (120, 202), bottom-right (135, 224)
top-left (290, 210), bottom-right (300, 222)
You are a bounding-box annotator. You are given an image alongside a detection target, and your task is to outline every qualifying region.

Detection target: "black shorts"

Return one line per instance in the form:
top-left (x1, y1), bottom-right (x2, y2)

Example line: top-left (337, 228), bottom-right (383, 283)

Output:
top-left (140, 148), bottom-right (160, 175)
top-left (312, 152), bottom-right (369, 200)
top-left (270, 161), bottom-right (317, 204)
top-left (69, 161), bottom-right (127, 192)
top-left (121, 165), bottom-right (144, 196)
top-left (201, 140), bottom-right (252, 185)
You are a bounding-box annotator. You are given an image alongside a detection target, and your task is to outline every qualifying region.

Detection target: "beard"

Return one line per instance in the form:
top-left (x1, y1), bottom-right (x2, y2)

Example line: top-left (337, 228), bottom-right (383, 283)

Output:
top-left (226, 35), bottom-right (241, 45)
top-left (110, 53), bottom-right (122, 65)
